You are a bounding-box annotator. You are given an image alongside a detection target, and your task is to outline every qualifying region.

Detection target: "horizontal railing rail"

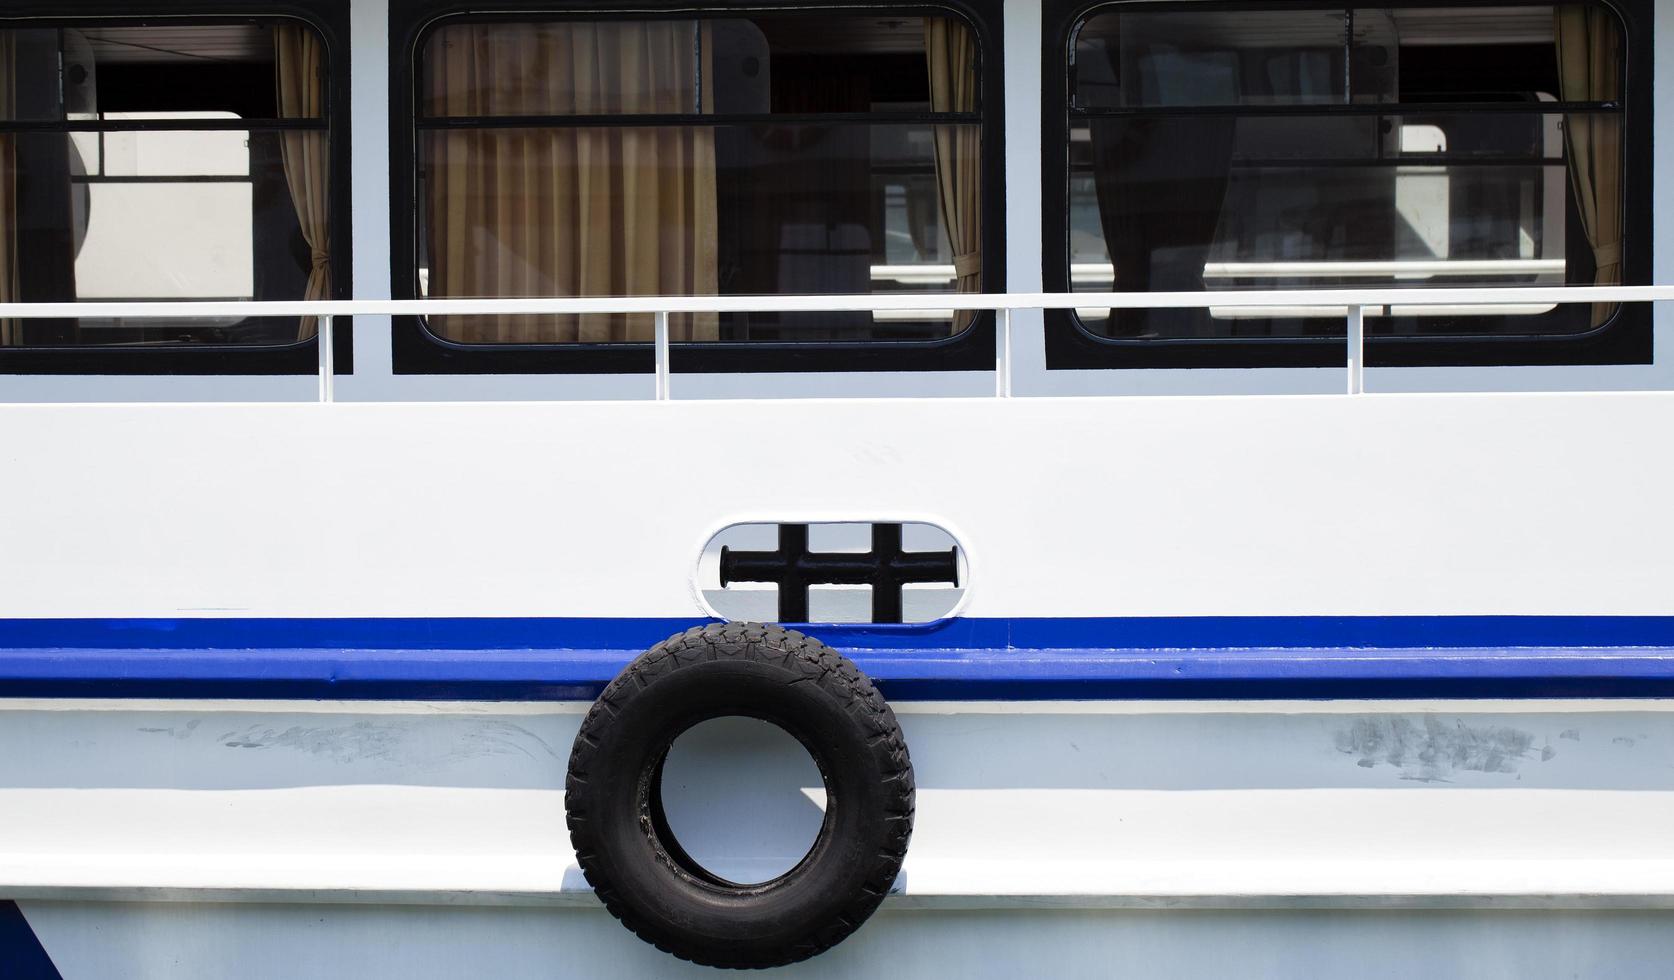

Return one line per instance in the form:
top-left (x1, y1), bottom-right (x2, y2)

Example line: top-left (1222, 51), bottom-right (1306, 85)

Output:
top-left (1, 285), bottom-right (1667, 318)
top-left (0, 286), bottom-right (1668, 402)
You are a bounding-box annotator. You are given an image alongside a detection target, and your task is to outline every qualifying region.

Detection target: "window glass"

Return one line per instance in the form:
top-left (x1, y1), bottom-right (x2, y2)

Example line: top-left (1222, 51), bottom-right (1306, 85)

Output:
top-left (1068, 4), bottom-right (1622, 341)
top-left (0, 23), bottom-right (331, 348)
top-left (416, 14), bottom-right (983, 345)
top-left (1074, 10), bottom-right (1350, 107)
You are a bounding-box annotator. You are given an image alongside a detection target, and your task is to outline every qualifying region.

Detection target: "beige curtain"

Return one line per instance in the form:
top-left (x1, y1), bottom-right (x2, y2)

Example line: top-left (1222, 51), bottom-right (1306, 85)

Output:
top-left (1555, 6), bottom-right (1622, 327)
top-left (0, 33), bottom-right (18, 346)
top-left (925, 17), bottom-right (981, 334)
top-left (276, 24), bottom-right (331, 340)
top-left (424, 21), bottom-right (718, 343)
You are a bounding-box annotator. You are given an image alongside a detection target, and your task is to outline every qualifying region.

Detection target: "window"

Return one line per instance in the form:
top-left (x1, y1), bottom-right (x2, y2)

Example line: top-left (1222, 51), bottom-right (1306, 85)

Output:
top-left (1049, 1), bottom-right (1648, 368)
top-left (400, 7), bottom-right (998, 373)
top-left (0, 19), bottom-right (337, 359)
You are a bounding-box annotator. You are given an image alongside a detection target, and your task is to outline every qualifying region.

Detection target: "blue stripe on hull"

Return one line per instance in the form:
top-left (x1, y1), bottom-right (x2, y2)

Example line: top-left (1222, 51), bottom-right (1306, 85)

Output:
top-left (0, 616), bottom-right (1672, 700)
top-left (3, 615), bottom-right (1674, 651)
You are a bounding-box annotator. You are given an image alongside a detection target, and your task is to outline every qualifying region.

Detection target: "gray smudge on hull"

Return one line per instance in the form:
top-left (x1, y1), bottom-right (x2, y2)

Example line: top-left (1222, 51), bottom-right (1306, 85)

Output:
top-left (219, 721), bottom-right (407, 764)
top-left (135, 717), bottom-right (561, 768)
top-left (136, 719), bottom-right (201, 740)
top-left (216, 719), bottom-right (563, 766)
top-left (1334, 716), bottom-right (1550, 782)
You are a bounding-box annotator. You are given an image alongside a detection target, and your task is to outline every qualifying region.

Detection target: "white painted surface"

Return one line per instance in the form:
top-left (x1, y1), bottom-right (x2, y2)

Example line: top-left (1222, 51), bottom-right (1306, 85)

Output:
top-left (5, 285), bottom-right (1661, 317)
top-left (0, 701), bottom-right (1671, 909)
top-left (0, 393), bottom-right (1670, 617)
top-left (1002, 0), bottom-right (1050, 399)
top-left (18, 903), bottom-right (1674, 980)
top-left (1656, 0), bottom-right (1673, 394)
top-left (0, 375), bottom-right (315, 403)
top-left (344, 0), bottom-right (393, 402)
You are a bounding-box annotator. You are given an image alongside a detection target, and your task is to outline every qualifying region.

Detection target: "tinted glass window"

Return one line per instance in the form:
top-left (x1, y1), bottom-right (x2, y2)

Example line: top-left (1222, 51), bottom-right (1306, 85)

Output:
top-left (416, 14), bottom-right (983, 344)
top-left (1068, 4), bottom-right (1623, 341)
top-left (0, 23), bottom-right (332, 347)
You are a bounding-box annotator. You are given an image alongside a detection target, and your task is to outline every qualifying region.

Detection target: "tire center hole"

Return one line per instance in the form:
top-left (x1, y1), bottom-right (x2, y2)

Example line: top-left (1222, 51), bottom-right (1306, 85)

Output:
top-left (658, 716), bottom-right (828, 886)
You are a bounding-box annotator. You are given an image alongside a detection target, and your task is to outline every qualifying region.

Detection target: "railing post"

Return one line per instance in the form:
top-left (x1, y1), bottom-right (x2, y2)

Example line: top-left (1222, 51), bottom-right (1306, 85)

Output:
top-left (653, 310), bottom-right (671, 401)
top-left (317, 314), bottom-right (334, 403)
top-left (1345, 304), bottom-right (1364, 395)
top-left (995, 307), bottom-right (1012, 398)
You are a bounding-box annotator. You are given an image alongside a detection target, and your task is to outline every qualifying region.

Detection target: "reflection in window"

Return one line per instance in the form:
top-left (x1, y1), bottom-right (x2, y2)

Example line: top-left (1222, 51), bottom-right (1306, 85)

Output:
top-left (1068, 4), bottom-right (1622, 340)
top-left (0, 23), bottom-right (331, 347)
top-left (416, 14), bottom-right (982, 344)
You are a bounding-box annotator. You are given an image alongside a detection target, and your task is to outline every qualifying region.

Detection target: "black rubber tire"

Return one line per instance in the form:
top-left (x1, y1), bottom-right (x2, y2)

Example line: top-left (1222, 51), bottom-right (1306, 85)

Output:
top-left (565, 622), bottom-right (914, 969)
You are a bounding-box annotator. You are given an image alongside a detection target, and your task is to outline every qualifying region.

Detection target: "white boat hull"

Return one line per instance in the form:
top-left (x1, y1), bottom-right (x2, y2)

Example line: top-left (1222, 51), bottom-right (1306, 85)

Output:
top-left (3, 697), bottom-right (1671, 976)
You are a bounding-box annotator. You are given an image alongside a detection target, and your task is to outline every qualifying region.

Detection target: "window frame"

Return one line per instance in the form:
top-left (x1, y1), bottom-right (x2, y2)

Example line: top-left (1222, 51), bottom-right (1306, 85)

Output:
top-left (389, 0), bottom-right (1006, 376)
top-left (0, 0), bottom-right (352, 376)
top-left (1041, 0), bottom-right (1653, 371)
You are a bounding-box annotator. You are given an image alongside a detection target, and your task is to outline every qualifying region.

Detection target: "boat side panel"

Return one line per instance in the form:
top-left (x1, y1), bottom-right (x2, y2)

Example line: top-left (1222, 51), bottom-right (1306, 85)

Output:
top-left (14, 903), bottom-right (1674, 980)
top-left (0, 396), bottom-right (1666, 621)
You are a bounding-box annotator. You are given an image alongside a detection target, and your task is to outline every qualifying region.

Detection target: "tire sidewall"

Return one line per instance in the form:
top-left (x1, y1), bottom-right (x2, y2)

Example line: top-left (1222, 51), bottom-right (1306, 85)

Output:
top-left (567, 628), bottom-right (911, 965)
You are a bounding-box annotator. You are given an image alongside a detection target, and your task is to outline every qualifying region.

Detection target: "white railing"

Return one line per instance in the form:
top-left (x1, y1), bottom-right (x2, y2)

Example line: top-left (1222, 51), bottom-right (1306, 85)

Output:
top-left (0, 285), bottom-right (1669, 402)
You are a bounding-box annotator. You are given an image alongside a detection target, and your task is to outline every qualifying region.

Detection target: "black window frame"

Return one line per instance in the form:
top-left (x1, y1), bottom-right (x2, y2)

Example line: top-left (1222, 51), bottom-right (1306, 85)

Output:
top-left (0, 0), bottom-right (352, 376)
top-left (1042, 0), bottom-right (1653, 371)
top-left (389, 0), bottom-right (1006, 376)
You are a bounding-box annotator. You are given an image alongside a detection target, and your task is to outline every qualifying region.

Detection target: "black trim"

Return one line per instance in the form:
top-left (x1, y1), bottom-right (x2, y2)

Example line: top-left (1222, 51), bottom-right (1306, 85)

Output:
top-left (390, 0), bottom-right (1005, 376)
top-left (719, 522), bottom-right (959, 625)
top-left (0, 2), bottom-right (352, 377)
top-left (393, 318), bottom-right (998, 375)
top-left (1042, 0), bottom-right (1654, 370)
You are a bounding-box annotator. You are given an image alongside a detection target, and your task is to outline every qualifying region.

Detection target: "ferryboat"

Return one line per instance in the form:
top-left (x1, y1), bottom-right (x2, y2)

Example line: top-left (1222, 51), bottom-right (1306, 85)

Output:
top-left (0, 0), bottom-right (1671, 974)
